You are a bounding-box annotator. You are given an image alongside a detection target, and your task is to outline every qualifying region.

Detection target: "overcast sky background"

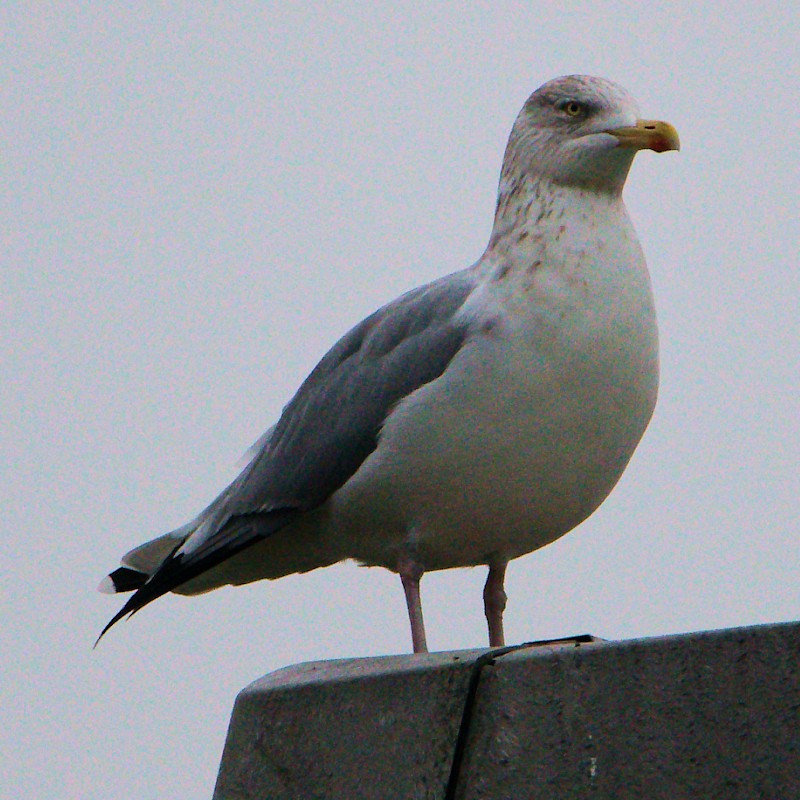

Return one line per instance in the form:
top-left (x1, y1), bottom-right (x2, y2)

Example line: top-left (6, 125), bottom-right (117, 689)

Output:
top-left (4, 4), bottom-right (799, 799)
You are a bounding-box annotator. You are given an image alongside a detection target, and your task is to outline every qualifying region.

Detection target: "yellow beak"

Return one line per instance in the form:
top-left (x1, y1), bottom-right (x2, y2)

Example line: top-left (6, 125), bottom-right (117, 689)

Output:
top-left (607, 119), bottom-right (680, 153)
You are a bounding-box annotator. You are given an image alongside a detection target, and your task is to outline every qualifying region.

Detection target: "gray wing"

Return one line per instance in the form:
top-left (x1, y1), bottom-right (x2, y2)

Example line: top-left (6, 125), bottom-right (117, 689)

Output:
top-left (236, 268), bottom-right (478, 510)
top-left (99, 269), bottom-right (477, 637)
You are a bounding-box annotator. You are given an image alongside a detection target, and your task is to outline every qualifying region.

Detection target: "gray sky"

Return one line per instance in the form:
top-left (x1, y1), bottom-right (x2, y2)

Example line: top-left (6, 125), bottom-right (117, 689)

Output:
top-left (4, 4), bottom-right (799, 798)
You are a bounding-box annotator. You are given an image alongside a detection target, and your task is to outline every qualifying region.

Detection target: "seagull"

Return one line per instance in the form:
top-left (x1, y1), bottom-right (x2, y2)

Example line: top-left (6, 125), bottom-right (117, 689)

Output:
top-left (98, 75), bottom-right (679, 652)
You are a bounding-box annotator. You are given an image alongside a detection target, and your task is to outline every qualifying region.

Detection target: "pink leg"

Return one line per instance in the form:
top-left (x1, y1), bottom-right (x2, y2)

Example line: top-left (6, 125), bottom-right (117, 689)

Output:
top-left (398, 555), bottom-right (428, 653)
top-left (484, 561), bottom-right (508, 647)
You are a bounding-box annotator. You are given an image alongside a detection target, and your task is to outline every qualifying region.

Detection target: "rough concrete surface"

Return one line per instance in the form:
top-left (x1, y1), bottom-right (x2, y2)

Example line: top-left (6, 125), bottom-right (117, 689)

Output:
top-left (214, 622), bottom-right (800, 799)
top-left (213, 648), bottom-right (490, 800)
top-left (456, 622), bottom-right (800, 799)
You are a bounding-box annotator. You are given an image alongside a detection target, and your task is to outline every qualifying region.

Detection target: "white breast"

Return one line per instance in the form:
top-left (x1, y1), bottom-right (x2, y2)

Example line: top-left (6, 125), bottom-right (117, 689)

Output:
top-left (328, 191), bottom-right (659, 571)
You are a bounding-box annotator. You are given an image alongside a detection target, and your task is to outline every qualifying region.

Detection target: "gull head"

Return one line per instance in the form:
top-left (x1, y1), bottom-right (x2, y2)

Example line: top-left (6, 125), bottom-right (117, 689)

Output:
top-left (499, 75), bottom-right (679, 198)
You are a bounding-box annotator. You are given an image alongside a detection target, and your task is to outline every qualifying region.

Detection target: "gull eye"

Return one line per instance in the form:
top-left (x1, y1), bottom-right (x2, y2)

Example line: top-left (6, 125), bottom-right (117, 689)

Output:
top-left (562, 100), bottom-right (583, 117)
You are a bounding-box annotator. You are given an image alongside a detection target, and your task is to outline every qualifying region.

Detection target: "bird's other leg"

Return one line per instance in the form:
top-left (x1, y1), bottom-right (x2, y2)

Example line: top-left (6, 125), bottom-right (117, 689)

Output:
top-left (398, 554), bottom-right (428, 653)
top-left (484, 560), bottom-right (508, 647)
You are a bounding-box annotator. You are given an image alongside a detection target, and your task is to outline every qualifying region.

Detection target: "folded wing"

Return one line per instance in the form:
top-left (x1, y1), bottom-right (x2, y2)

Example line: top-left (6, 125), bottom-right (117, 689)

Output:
top-left (98, 270), bottom-right (477, 639)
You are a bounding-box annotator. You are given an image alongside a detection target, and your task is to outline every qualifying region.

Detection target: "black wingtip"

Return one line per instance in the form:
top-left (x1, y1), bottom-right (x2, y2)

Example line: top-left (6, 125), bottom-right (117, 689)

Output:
top-left (94, 596), bottom-right (140, 648)
top-left (95, 548), bottom-right (195, 648)
top-left (95, 558), bottom-right (185, 647)
top-left (106, 566), bottom-right (149, 593)
top-left (94, 510), bottom-right (301, 648)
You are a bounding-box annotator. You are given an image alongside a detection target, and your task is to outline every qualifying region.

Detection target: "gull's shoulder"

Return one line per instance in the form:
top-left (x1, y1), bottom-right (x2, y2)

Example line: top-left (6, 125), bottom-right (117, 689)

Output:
top-left (302, 266), bottom-right (482, 384)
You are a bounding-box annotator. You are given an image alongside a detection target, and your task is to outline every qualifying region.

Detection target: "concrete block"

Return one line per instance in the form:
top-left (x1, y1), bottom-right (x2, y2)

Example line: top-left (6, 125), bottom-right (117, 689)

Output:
top-left (214, 622), bottom-right (800, 799)
top-left (213, 648), bottom-right (490, 800)
top-left (457, 621), bottom-right (800, 799)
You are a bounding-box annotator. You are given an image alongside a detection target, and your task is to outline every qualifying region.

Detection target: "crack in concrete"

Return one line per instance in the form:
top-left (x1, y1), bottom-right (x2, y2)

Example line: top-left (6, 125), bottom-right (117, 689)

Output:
top-left (445, 635), bottom-right (599, 799)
